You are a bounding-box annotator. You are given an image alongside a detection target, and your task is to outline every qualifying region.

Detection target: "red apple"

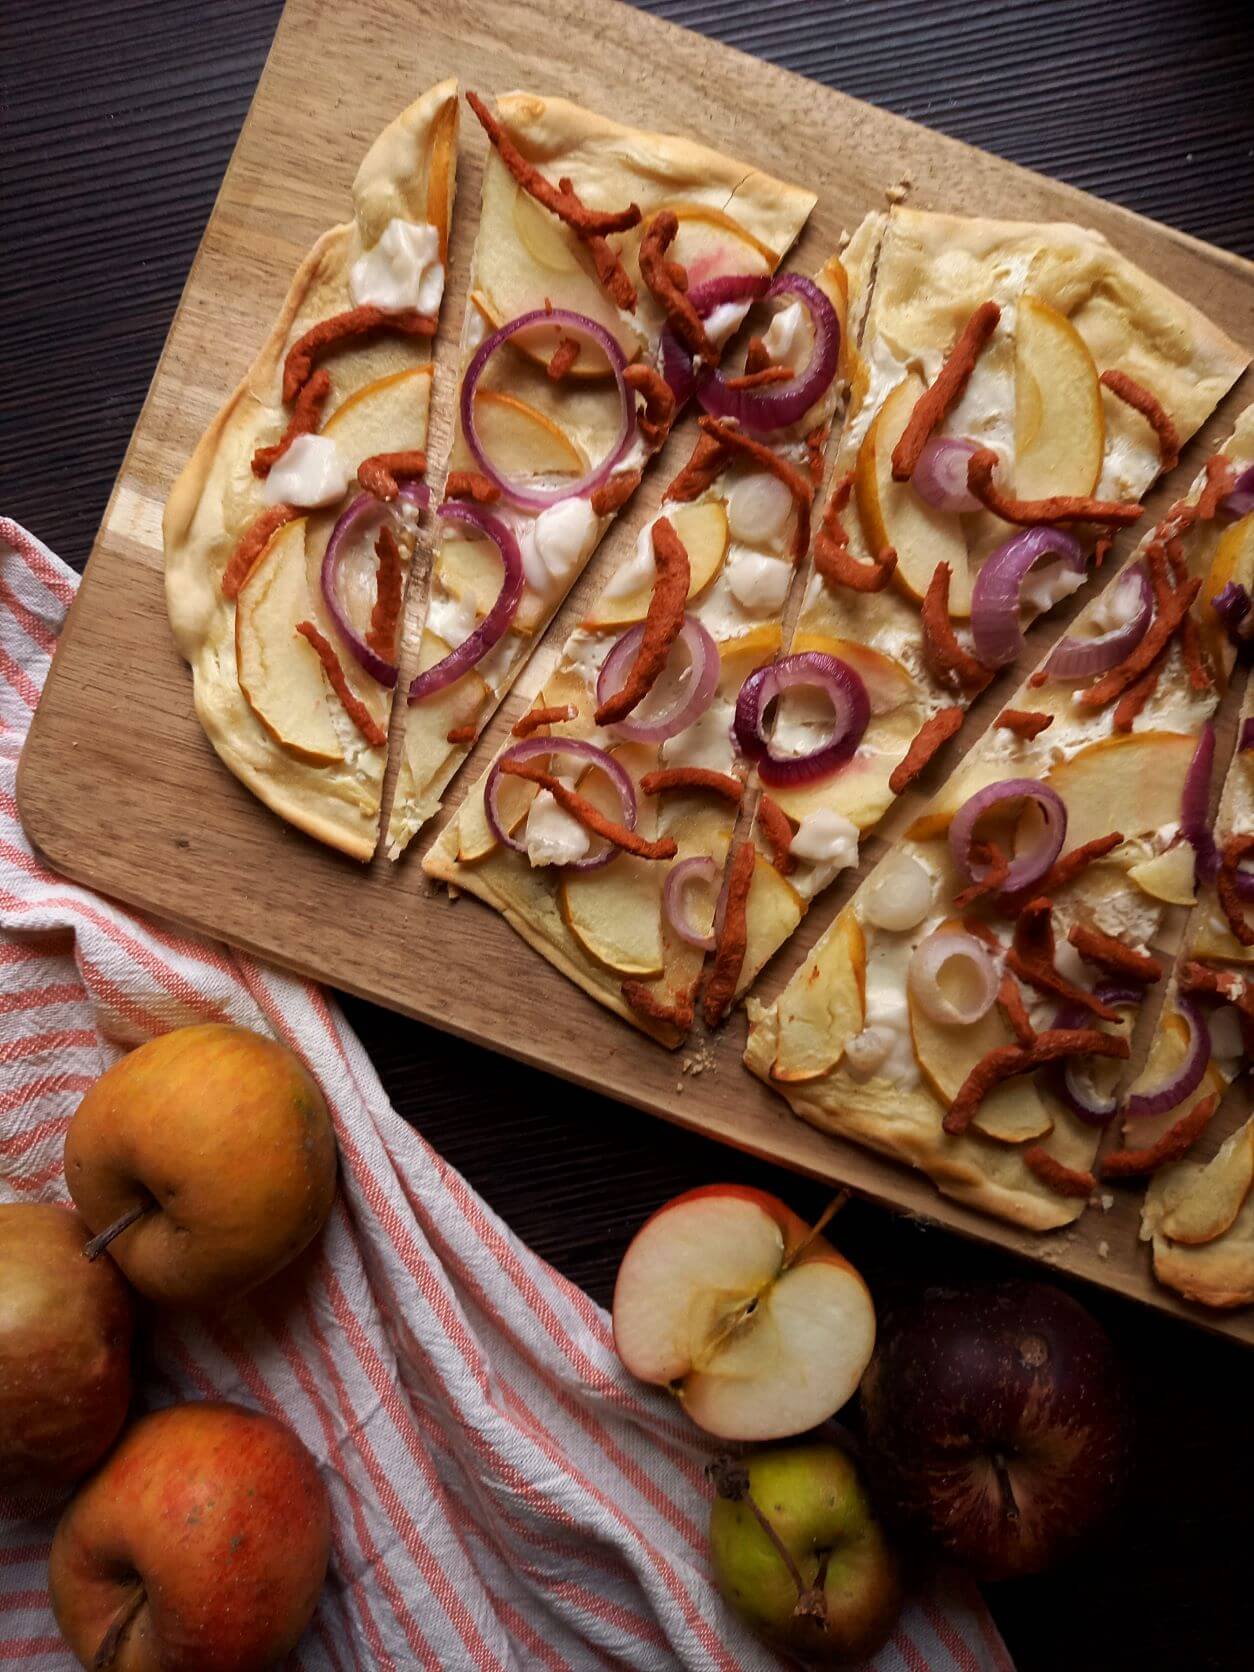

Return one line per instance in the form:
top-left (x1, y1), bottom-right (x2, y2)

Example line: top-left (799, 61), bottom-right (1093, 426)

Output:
top-left (613, 1186), bottom-right (876, 1440)
top-left (50, 1400), bottom-right (330, 1670)
top-left (860, 1281), bottom-right (1131, 1579)
top-left (0, 1202), bottom-right (134, 1493)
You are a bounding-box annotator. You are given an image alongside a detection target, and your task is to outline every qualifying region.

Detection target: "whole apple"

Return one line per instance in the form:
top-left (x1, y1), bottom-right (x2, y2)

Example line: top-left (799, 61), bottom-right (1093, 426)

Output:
top-left (709, 1443), bottom-right (902, 1667)
top-left (65, 1024), bottom-right (337, 1307)
top-left (0, 1202), bottom-right (134, 1493)
top-left (50, 1400), bottom-right (331, 1671)
top-left (860, 1281), bottom-right (1131, 1580)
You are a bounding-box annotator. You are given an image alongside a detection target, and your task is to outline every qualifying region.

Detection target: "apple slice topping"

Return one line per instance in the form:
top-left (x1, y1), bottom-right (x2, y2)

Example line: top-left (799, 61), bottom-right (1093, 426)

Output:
top-left (1159, 1118), bottom-right (1254, 1246)
top-left (320, 364), bottom-right (433, 463)
top-left (1043, 730), bottom-right (1198, 851)
top-left (1014, 296), bottom-right (1104, 500)
top-left (613, 1187), bottom-right (876, 1441)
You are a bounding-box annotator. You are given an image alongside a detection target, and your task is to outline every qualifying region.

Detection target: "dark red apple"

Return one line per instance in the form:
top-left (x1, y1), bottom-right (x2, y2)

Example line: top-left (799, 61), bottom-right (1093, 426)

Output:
top-left (859, 1281), bottom-right (1131, 1580)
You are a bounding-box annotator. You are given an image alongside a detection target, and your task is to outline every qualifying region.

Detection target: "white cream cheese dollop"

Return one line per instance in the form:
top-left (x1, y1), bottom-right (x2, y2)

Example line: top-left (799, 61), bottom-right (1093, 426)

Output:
top-left (1021, 560), bottom-right (1086, 614)
top-left (660, 698), bottom-right (737, 775)
top-left (760, 300), bottom-right (808, 371)
top-left (726, 548), bottom-right (792, 615)
top-left (349, 218), bottom-right (444, 315)
top-left (261, 434), bottom-right (349, 508)
top-left (856, 928), bottom-right (921, 1089)
top-left (727, 473), bottom-right (794, 549)
top-left (704, 301), bottom-right (752, 347)
top-left (604, 522), bottom-right (658, 600)
top-left (524, 781), bottom-right (590, 868)
top-left (791, 809), bottom-right (859, 869)
top-left (425, 582), bottom-right (476, 652)
top-left (520, 498), bottom-right (599, 598)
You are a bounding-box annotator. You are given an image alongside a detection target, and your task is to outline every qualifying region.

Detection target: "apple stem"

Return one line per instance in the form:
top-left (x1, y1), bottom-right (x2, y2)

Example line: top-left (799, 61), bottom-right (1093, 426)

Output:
top-left (784, 1189), bottom-right (851, 1272)
top-left (92, 1582), bottom-right (145, 1669)
top-left (710, 1459), bottom-right (819, 1615)
top-left (84, 1201), bottom-right (152, 1262)
top-left (991, 1451), bottom-right (1020, 1523)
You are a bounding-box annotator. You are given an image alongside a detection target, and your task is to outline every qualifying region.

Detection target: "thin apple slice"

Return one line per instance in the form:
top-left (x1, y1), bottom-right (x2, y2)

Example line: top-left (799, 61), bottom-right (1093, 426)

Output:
top-left (718, 623), bottom-right (782, 702)
top-left (425, 94), bottom-right (458, 261)
top-left (1159, 1119), bottom-right (1254, 1246)
top-left (1198, 511), bottom-right (1254, 689)
top-left (1014, 296), bottom-right (1104, 499)
top-left (471, 389), bottom-right (589, 479)
top-left (235, 518), bottom-right (343, 766)
top-left (739, 856), bottom-right (804, 998)
top-left (1043, 731), bottom-right (1198, 852)
top-left (559, 748), bottom-right (664, 978)
top-left (456, 770), bottom-right (537, 866)
top-left (854, 375), bottom-right (971, 615)
top-left (612, 1186), bottom-right (876, 1442)
top-left (1129, 842), bottom-right (1198, 907)
top-left (1122, 1005), bottom-right (1232, 1149)
top-left (435, 533), bottom-right (553, 638)
top-left (772, 911), bottom-right (866, 1084)
top-left (400, 632), bottom-right (489, 789)
top-left (584, 501), bottom-right (730, 629)
top-left (655, 203), bottom-right (774, 289)
top-left (321, 364), bottom-right (433, 465)
top-left (791, 634), bottom-right (920, 718)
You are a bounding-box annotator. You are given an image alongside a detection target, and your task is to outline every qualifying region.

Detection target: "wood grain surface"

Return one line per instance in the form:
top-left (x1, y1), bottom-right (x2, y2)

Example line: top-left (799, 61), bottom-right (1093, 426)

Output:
top-left (6, 3), bottom-right (1254, 1667)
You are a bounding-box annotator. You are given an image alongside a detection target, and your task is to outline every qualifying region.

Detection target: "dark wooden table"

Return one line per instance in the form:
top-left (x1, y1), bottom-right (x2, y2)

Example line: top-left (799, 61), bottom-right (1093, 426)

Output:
top-left (6, 2), bottom-right (1253, 1666)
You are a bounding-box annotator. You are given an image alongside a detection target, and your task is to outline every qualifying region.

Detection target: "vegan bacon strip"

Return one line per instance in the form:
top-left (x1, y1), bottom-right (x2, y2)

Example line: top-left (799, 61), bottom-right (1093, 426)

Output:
top-left (221, 505), bottom-right (297, 600)
top-left (589, 469), bottom-right (641, 516)
top-left (1022, 1147), bottom-right (1097, 1199)
top-left (1217, 833), bottom-right (1254, 947)
top-left (358, 450), bottom-right (428, 502)
top-left (283, 306), bottom-right (435, 403)
top-left (251, 370), bottom-right (331, 477)
top-left (725, 365), bottom-right (794, 390)
top-left (621, 979), bottom-right (694, 1034)
top-left (666, 432), bottom-right (731, 504)
top-left (466, 92), bottom-right (641, 312)
top-left (444, 469), bottom-right (501, 504)
top-left (702, 839), bottom-right (756, 1027)
top-left (744, 337), bottom-right (773, 376)
top-left (889, 706), bottom-right (964, 795)
top-left (1196, 454), bottom-right (1235, 522)
top-left (366, 525), bottom-right (404, 660)
top-left (1075, 575), bottom-right (1201, 710)
top-left (1068, 922), bottom-right (1163, 984)
top-left (1100, 369), bottom-right (1180, 471)
top-left (498, 760), bottom-right (677, 860)
top-left (953, 839), bottom-right (1011, 911)
top-left (640, 766), bottom-right (744, 803)
top-left (966, 448), bottom-right (1142, 528)
top-left (998, 972), bottom-right (1037, 1046)
top-left (1007, 898), bottom-right (1120, 1021)
top-left (996, 709), bottom-right (1053, 740)
top-left (944, 1027), bottom-right (1129, 1135)
top-left (697, 417), bottom-right (814, 558)
top-left (625, 361), bottom-right (677, 451)
top-left (446, 724), bottom-right (477, 744)
top-left (512, 704), bottom-right (575, 738)
top-left (594, 518), bottom-right (690, 726)
top-left (815, 473), bottom-right (897, 593)
top-left (890, 301), bottom-right (1002, 481)
top-left (1112, 660), bottom-right (1163, 732)
top-left (1102, 1092), bottom-right (1219, 1178)
top-left (547, 335), bottom-right (580, 381)
top-left (805, 423), bottom-right (829, 489)
top-left (757, 794), bottom-right (795, 875)
top-left (1178, 959), bottom-right (1254, 1019)
top-left (997, 833), bottom-right (1125, 910)
top-left (921, 564), bottom-right (993, 692)
top-left (295, 621), bottom-right (387, 746)
top-left (639, 211), bottom-right (715, 362)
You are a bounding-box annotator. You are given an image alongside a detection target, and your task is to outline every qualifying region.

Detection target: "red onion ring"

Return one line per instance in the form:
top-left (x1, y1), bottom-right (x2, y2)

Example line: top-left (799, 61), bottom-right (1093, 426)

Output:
top-left (697, 275), bottom-right (840, 434)
top-left (484, 736), bottom-right (637, 873)
top-left (659, 274), bottom-right (771, 405)
top-left (1124, 994), bottom-right (1211, 1119)
top-left (1180, 721), bottom-right (1218, 885)
top-left (1050, 985), bottom-right (1142, 1125)
top-left (949, 778), bottom-right (1068, 896)
top-left (734, 651), bottom-right (870, 790)
top-left (321, 481), bottom-right (430, 687)
top-left (911, 437), bottom-right (982, 513)
top-left (407, 500), bottom-right (523, 704)
top-left (595, 615), bottom-right (720, 744)
top-left (1220, 462), bottom-right (1254, 519)
top-left (1212, 579), bottom-right (1254, 651)
top-left (970, 526), bottom-right (1087, 668)
top-left (663, 856), bottom-right (720, 950)
top-left (461, 309), bottom-right (632, 511)
top-left (907, 927), bottom-right (999, 1026)
top-left (1043, 564), bottom-right (1153, 682)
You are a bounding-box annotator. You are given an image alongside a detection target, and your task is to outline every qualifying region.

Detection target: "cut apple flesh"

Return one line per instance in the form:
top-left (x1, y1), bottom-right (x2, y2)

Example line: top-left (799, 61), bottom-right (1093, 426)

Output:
top-left (772, 911), bottom-right (866, 1084)
top-left (469, 389), bottom-right (588, 479)
top-left (717, 623), bottom-right (782, 702)
top-left (855, 374), bottom-right (971, 615)
top-left (559, 748), bottom-right (664, 978)
top-left (739, 857), bottom-right (804, 1000)
top-left (584, 500), bottom-right (730, 629)
top-left (1129, 841), bottom-right (1198, 906)
top-left (235, 518), bottom-right (344, 766)
top-left (1044, 731), bottom-right (1198, 851)
top-left (425, 94), bottom-right (457, 261)
top-left (1159, 1119), bottom-right (1254, 1246)
top-left (320, 364), bottom-right (433, 463)
top-left (401, 632), bottom-right (489, 788)
top-left (1014, 295), bottom-right (1104, 500)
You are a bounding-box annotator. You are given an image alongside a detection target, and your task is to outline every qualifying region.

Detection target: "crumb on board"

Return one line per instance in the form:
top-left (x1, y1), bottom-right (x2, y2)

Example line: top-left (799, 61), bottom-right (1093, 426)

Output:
top-left (1097, 1239), bottom-right (1111, 1260)
top-left (681, 1041), bottom-right (717, 1077)
top-left (885, 176), bottom-right (912, 204)
top-left (1100, 1193), bottom-right (1114, 1212)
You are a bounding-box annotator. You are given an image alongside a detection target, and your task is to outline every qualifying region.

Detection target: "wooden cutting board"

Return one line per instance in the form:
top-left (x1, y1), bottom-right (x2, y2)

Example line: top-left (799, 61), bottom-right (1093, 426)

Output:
top-left (17, 0), bottom-right (1254, 1341)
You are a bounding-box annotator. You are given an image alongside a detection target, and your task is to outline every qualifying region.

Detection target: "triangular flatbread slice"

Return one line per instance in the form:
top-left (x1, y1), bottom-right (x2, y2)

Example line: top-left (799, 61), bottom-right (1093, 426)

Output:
top-left (386, 90), bottom-right (817, 858)
top-left (165, 80), bottom-right (459, 858)
top-left (746, 411), bottom-right (1254, 1232)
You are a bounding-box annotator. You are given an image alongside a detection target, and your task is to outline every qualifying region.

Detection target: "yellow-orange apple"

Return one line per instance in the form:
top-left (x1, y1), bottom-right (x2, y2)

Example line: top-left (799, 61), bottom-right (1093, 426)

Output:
top-left (64, 1024), bottom-right (337, 1308)
top-left (0, 1203), bottom-right (134, 1493)
top-left (50, 1400), bottom-right (330, 1670)
top-left (612, 1186), bottom-right (875, 1440)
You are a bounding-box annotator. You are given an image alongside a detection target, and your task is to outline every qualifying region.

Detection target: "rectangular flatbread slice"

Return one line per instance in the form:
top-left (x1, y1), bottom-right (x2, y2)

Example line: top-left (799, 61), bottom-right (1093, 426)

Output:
top-left (723, 207), bottom-right (1248, 1006)
top-left (745, 413), bottom-right (1254, 1233)
top-left (386, 90), bottom-right (817, 858)
top-left (422, 243), bottom-right (874, 1043)
top-left (165, 80), bottom-right (459, 859)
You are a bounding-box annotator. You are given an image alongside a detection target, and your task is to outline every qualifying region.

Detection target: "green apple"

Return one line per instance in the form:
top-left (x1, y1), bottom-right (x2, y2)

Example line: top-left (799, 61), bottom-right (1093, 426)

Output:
top-left (709, 1443), bottom-right (902, 1667)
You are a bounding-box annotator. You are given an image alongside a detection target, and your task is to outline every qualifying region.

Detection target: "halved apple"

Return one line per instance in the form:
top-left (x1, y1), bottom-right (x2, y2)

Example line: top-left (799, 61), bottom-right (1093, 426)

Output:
top-left (1159, 1118), bottom-right (1254, 1246)
top-left (854, 375), bottom-right (970, 615)
top-left (400, 631), bottom-right (489, 789)
top-left (425, 94), bottom-right (458, 262)
top-left (1014, 296), bottom-right (1103, 500)
top-left (235, 518), bottom-right (343, 765)
top-left (1129, 841), bottom-right (1198, 907)
top-left (612, 1185), bottom-right (876, 1441)
top-left (1043, 731), bottom-right (1198, 852)
top-left (321, 364), bottom-right (433, 464)
top-left (1199, 511), bottom-right (1254, 689)
top-left (559, 746), bottom-right (665, 978)
top-left (771, 911), bottom-right (866, 1084)
top-left (583, 501), bottom-right (730, 629)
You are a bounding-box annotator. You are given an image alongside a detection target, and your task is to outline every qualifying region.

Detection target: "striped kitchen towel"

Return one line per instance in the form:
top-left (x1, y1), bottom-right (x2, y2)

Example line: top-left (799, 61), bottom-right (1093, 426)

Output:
top-left (0, 518), bottom-right (1013, 1671)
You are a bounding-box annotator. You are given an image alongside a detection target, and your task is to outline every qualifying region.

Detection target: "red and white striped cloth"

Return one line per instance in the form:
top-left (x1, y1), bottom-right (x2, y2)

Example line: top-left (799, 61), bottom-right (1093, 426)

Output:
top-left (0, 518), bottom-right (1013, 1671)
